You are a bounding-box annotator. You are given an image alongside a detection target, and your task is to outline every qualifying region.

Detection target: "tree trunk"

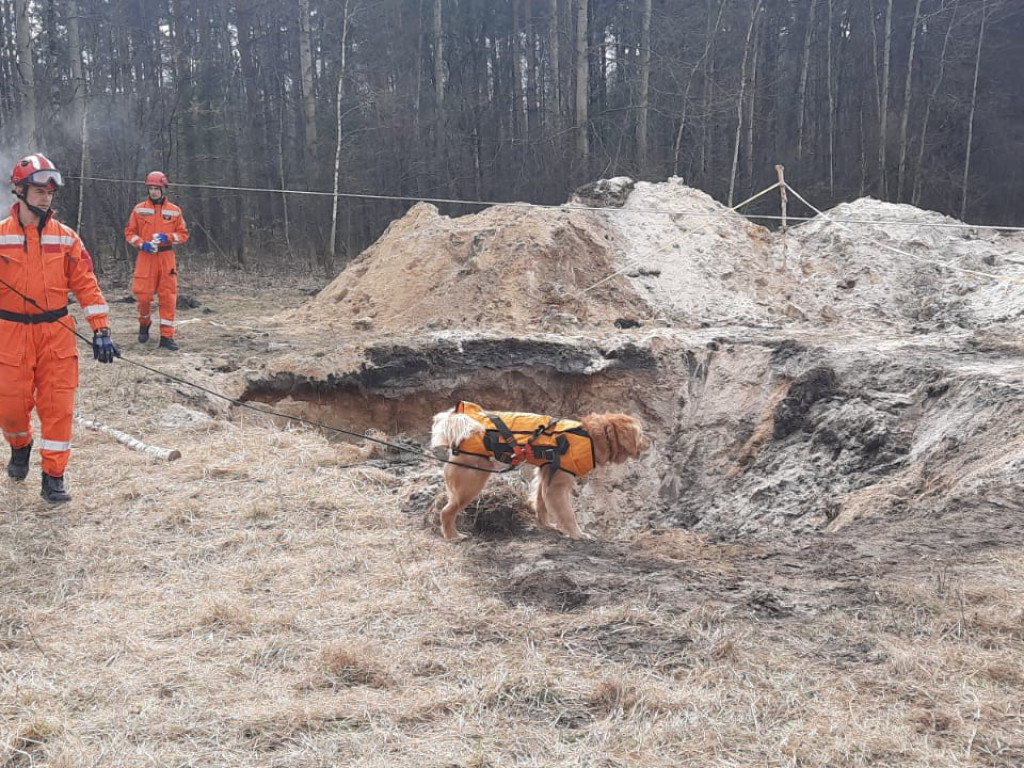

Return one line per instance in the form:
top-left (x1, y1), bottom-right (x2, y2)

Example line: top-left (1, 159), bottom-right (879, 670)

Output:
top-left (636, 0), bottom-right (652, 173)
top-left (826, 0), bottom-right (835, 195)
top-left (433, 0), bottom-right (448, 191)
top-left (728, 0), bottom-right (761, 207)
top-left (878, 0), bottom-right (893, 197)
top-left (512, 0), bottom-right (525, 143)
top-left (745, 8), bottom-right (762, 194)
top-left (278, 107), bottom-right (293, 262)
top-left (574, 0), bottom-right (589, 165)
top-left (674, 0), bottom-right (726, 178)
top-left (13, 0), bottom-right (37, 143)
top-left (433, 0), bottom-right (444, 109)
top-left (297, 0), bottom-right (318, 168)
top-left (912, 0), bottom-right (958, 207)
top-left (414, 0), bottom-right (423, 134)
top-left (330, 0), bottom-right (352, 261)
top-left (171, 0), bottom-right (202, 250)
top-left (699, 0), bottom-right (724, 182)
top-left (960, 0), bottom-right (987, 221)
top-left (547, 0), bottom-right (561, 131)
top-left (796, 0), bottom-right (817, 161)
top-left (525, 0), bottom-right (540, 141)
top-left (67, 0), bottom-right (89, 237)
top-left (896, 0), bottom-right (923, 201)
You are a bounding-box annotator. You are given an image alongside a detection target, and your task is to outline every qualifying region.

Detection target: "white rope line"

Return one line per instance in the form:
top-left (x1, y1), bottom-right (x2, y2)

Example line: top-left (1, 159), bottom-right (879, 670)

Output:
top-left (77, 175), bottom-right (1024, 233)
top-left (784, 183), bottom-right (1020, 285)
top-left (579, 181), bottom-right (783, 295)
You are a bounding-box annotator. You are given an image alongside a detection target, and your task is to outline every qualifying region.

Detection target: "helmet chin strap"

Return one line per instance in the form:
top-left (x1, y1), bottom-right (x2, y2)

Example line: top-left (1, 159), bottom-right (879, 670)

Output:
top-left (14, 188), bottom-right (53, 223)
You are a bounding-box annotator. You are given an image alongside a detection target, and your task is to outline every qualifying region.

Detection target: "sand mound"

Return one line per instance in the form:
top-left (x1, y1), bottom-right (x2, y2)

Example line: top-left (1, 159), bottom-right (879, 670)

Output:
top-left (285, 201), bottom-right (655, 336)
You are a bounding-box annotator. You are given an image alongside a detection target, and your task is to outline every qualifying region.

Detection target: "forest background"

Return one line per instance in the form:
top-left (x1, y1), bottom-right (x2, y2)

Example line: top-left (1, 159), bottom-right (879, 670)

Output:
top-left (0, 0), bottom-right (1021, 276)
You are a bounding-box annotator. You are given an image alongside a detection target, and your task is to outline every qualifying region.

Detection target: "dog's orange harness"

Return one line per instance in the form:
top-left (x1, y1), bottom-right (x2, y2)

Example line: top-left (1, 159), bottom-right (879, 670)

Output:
top-left (452, 401), bottom-right (596, 477)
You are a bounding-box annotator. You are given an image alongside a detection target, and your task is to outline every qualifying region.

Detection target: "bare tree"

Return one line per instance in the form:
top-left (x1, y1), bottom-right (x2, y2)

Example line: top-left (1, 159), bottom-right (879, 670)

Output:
top-left (673, 0), bottom-right (726, 178)
top-left (297, 0), bottom-right (318, 167)
top-left (729, 0), bottom-right (761, 207)
top-left (796, 0), bottom-right (818, 161)
top-left (878, 0), bottom-right (893, 196)
top-left (912, 0), bottom-right (959, 207)
top-left (826, 0), bottom-right (835, 195)
top-left (574, 0), bottom-right (589, 164)
top-left (330, 0), bottom-right (352, 260)
top-left (525, 0), bottom-right (540, 140)
top-left (896, 0), bottom-right (923, 201)
top-left (433, 0), bottom-right (444, 109)
top-left (546, 0), bottom-right (561, 130)
top-left (13, 0), bottom-right (37, 143)
top-left (636, 0), bottom-right (652, 172)
top-left (961, 0), bottom-right (988, 220)
top-left (512, 0), bottom-right (526, 142)
top-left (66, 0), bottom-right (89, 234)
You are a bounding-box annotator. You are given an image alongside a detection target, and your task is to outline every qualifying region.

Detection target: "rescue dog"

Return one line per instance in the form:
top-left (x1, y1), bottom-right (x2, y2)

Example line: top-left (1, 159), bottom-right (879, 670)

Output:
top-left (430, 401), bottom-right (648, 541)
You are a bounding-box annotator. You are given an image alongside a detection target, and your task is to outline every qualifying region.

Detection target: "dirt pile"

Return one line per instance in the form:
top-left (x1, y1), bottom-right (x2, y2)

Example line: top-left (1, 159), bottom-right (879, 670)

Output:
top-left (287, 179), bottom-right (1024, 339)
top-left (284, 201), bottom-right (654, 337)
top-left (609, 181), bottom-right (1024, 332)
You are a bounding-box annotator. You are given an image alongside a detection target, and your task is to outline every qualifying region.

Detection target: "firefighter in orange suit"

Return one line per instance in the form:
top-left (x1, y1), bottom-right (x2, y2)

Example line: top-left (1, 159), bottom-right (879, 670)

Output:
top-left (124, 171), bottom-right (188, 351)
top-left (1, 153), bottom-right (120, 503)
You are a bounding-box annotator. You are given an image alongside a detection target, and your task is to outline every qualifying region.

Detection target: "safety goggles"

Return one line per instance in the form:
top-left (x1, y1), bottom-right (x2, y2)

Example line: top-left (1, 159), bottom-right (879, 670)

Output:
top-left (25, 169), bottom-right (63, 189)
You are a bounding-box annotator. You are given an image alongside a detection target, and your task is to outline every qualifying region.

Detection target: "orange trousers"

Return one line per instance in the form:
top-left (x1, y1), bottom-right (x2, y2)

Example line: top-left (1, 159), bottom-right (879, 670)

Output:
top-left (0, 321), bottom-right (79, 476)
top-left (133, 250), bottom-right (178, 338)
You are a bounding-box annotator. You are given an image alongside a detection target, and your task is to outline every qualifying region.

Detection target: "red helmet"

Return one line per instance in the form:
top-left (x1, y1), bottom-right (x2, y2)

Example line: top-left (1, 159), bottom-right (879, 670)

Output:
top-left (10, 153), bottom-right (63, 190)
top-left (145, 171), bottom-right (169, 188)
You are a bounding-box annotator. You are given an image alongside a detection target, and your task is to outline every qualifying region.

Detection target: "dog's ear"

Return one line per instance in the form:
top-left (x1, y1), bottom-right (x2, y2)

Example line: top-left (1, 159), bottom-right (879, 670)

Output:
top-left (606, 414), bottom-right (636, 463)
top-left (610, 414), bottom-right (645, 461)
top-left (584, 413), bottom-right (645, 464)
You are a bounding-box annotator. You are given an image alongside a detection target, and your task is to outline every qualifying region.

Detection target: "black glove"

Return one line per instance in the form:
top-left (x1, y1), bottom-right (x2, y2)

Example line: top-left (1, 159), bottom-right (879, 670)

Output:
top-left (92, 328), bottom-right (121, 363)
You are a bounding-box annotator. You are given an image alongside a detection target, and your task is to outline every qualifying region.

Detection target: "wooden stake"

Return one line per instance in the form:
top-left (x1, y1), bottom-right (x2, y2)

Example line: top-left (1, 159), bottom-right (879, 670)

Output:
top-left (776, 164), bottom-right (789, 268)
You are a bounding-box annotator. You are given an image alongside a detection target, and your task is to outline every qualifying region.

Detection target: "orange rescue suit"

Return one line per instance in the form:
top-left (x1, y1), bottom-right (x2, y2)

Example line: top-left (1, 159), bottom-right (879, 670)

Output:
top-left (0, 203), bottom-right (111, 476)
top-left (454, 401), bottom-right (596, 477)
top-left (124, 197), bottom-right (188, 339)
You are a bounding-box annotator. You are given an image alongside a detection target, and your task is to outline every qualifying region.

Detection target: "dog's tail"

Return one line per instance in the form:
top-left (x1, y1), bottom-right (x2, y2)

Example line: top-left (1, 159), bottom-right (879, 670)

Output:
top-left (430, 410), bottom-right (484, 450)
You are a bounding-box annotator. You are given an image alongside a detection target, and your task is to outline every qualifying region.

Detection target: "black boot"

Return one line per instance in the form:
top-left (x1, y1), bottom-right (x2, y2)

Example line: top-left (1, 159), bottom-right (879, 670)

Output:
top-left (158, 336), bottom-right (179, 351)
top-left (41, 472), bottom-right (71, 503)
top-left (138, 323), bottom-right (151, 343)
top-left (7, 441), bottom-right (32, 481)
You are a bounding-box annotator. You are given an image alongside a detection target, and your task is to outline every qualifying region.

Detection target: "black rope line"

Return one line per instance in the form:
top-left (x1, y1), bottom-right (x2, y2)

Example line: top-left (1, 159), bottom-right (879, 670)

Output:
top-left (107, 346), bottom-right (516, 473)
top-left (1, 278), bottom-right (510, 475)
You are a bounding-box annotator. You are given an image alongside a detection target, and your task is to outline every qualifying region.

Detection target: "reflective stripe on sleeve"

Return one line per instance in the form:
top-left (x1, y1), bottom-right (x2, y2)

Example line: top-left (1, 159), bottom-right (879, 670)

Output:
top-left (82, 303), bottom-right (110, 317)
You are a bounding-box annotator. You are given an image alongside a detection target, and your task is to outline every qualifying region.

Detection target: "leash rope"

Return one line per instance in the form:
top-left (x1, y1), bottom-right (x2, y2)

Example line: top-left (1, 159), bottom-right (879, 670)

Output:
top-left (0, 273), bottom-right (512, 472)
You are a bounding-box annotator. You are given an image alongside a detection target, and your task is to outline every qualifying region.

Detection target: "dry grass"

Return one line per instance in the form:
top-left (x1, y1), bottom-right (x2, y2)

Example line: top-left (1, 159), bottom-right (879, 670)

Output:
top-left (2, 284), bottom-right (1023, 767)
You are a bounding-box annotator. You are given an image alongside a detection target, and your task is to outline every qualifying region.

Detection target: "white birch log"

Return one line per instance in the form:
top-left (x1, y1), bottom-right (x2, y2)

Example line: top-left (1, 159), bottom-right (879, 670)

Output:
top-left (75, 415), bottom-right (182, 461)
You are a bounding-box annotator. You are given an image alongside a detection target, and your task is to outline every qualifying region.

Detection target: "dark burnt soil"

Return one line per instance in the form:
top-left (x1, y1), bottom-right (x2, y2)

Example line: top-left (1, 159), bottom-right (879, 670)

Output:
top-left (467, 502), bottom-right (1021, 630)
